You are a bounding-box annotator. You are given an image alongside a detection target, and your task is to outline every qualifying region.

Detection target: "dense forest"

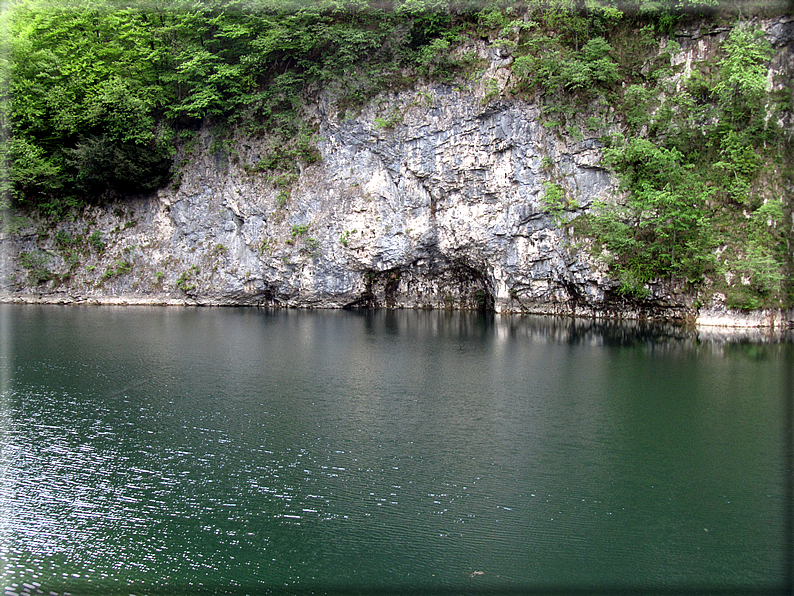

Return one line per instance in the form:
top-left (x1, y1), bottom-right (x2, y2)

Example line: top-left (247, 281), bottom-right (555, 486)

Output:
top-left (2, 0), bottom-right (792, 309)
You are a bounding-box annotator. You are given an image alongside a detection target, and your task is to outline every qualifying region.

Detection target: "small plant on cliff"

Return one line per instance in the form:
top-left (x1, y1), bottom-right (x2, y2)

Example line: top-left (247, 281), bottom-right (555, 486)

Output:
top-left (481, 78), bottom-right (501, 106)
top-left (275, 190), bottom-right (290, 209)
top-left (18, 251), bottom-right (53, 285)
top-left (292, 224), bottom-right (310, 238)
top-left (176, 266), bottom-right (200, 293)
top-left (340, 229), bottom-right (357, 247)
top-left (115, 260), bottom-right (133, 275)
top-left (542, 182), bottom-right (577, 223)
top-left (374, 109), bottom-right (403, 130)
top-left (99, 259), bottom-right (134, 284)
top-left (301, 237), bottom-right (321, 257)
top-left (88, 231), bottom-right (105, 253)
top-left (259, 237), bottom-right (276, 254)
top-left (53, 230), bottom-right (85, 267)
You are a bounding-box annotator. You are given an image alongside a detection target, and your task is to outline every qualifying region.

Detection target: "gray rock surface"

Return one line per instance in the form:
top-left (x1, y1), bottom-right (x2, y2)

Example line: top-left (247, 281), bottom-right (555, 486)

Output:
top-left (3, 84), bottom-right (624, 315)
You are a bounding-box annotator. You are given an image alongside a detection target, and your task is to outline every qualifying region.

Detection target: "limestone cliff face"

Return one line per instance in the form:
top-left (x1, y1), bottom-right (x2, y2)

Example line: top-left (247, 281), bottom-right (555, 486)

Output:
top-left (3, 82), bottom-right (622, 315)
top-left (2, 17), bottom-right (792, 328)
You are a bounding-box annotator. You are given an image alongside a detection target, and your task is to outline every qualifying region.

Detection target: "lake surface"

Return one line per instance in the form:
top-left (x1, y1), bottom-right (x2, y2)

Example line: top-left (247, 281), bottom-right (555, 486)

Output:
top-left (0, 305), bottom-right (790, 595)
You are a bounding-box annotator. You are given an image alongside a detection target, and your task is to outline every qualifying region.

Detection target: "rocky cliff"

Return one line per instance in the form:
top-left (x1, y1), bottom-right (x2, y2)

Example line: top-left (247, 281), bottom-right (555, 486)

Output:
top-left (2, 16), bottom-right (793, 329)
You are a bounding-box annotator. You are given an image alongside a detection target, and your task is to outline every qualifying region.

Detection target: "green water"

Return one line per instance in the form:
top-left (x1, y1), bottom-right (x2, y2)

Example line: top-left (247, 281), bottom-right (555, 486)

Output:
top-left (0, 305), bottom-right (790, 595)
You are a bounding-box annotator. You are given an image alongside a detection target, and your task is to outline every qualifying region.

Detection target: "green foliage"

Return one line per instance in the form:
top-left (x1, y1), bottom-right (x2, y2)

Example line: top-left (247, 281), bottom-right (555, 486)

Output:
top-left (374, 109), bottom-right (404, 129)
top-left (513, 35), bottom-right (619, 99)
top-left (585, 137), bottom-right (716, 294)
top-left (712, 130), bottom-right (763, 205)
top-left (623, 84), bottom-right (652, 131)
top-left (176, 265), bottom-right (200, 293)
top-left (67, 135), bottom-right (172, 197)
top-left (291, 223), bottom-right (310, 237)
top-left (723, 198), bottom-right (787, 309)
top-left (6, 137), bottom-right (63, 202)
top-left (88, 231), bottom-right (106, 252)
top-left (6, 0), bottom-right (437, 212)
top-left (415, 35), bottom-right (459, 79)
top-left (713, 24), bottom-right (772, 127)
top-left (18, 250), bottom-right (53, 285)
top-left (572, 22), bottom-right (789, 307)
top-left (8, 3), bottom-right (174, 207)
top-left (340, 229), bottom-right (357, 247)
top-left (541, 182), bottom-right (577, 222)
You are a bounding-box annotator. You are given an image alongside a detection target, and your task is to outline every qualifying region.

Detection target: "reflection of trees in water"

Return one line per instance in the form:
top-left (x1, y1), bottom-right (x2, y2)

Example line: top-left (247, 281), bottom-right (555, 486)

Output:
top-left (334, 308), bottom-right (791, 352)
top-left (498, 314), bottom-right (792, 349)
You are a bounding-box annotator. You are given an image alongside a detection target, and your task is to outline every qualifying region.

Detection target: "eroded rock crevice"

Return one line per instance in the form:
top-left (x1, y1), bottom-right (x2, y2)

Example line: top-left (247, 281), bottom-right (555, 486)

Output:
top-left (350, 259), bottom-right (495, 311)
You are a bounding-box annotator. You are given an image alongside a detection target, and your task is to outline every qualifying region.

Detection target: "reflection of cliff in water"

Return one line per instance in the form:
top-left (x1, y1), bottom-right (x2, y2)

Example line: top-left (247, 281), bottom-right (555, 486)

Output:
top-left (499, 315), bottom-right (697, 348)
top-left (349, 309), bottom-right (793, 348)
top-left (525, 316), bottom-right (792, 349)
